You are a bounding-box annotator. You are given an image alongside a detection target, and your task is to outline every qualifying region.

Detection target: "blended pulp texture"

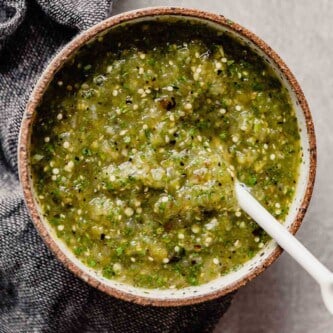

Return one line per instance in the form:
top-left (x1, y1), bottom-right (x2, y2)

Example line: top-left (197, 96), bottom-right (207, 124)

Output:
top-left (31, 20), bottom-right (301, 288)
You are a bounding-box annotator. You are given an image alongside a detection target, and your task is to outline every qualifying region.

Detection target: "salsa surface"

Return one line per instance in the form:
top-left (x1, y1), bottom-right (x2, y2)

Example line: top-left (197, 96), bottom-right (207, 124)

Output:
top-left (31, 20), bottom-right (301, 289)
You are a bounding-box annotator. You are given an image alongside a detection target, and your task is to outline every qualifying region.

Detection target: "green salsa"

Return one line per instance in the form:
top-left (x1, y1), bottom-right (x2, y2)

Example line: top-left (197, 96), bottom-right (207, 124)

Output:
top-left (31, 20), bottom-right (301, 289)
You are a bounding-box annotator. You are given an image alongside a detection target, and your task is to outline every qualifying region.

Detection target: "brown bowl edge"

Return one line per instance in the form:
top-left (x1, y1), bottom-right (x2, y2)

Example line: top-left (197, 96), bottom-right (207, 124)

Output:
top-left (18, 6), bottom-right (317, 307)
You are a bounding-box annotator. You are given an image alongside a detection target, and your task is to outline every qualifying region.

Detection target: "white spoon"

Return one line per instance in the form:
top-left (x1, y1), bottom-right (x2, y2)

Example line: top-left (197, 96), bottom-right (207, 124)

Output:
top-left (235, 181), bottom-right (333, 314)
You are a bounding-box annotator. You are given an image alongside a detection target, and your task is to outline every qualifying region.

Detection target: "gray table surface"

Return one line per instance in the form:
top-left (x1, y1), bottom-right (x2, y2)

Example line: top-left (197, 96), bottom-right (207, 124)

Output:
top-left (113, 1), bottom-right (333, 332)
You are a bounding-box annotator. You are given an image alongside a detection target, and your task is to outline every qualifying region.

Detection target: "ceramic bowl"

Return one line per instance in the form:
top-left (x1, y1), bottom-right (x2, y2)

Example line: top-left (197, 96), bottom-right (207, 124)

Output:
top-left (18, 7), bottom-right (316, 306)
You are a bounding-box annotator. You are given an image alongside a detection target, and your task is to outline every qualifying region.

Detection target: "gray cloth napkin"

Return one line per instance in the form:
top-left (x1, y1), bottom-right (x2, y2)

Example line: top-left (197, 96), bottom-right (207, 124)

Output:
top-left (0, 1), bottom-right (233, 332)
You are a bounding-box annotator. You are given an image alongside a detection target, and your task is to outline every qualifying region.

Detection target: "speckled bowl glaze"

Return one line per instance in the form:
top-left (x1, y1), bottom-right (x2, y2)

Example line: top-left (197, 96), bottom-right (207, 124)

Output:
top-left (18, 7), bottom-right (316, 306)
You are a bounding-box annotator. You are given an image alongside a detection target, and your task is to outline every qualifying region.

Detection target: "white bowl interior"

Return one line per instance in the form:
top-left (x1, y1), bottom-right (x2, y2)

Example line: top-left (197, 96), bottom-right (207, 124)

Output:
top-left (34, 14), bottom-right (310, 302)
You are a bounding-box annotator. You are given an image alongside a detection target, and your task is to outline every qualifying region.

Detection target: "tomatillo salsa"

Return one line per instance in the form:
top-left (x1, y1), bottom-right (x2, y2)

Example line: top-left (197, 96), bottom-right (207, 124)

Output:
top-left (30, 20), bottom-right (301, 288)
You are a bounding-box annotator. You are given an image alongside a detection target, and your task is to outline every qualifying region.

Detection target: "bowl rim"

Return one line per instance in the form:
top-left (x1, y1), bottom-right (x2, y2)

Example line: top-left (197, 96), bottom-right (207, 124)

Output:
top-left (18, 6), bottom-right (317, 306)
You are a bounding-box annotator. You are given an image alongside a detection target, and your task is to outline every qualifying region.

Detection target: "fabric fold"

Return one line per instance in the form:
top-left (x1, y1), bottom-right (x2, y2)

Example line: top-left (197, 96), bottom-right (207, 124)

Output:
top-left (0, 0), bottom-right (26, 51)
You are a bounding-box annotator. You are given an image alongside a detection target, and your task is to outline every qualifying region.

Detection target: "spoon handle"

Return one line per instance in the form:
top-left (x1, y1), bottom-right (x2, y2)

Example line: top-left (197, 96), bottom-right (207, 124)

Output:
top-left (235, 182), bottom-right (332, 285)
